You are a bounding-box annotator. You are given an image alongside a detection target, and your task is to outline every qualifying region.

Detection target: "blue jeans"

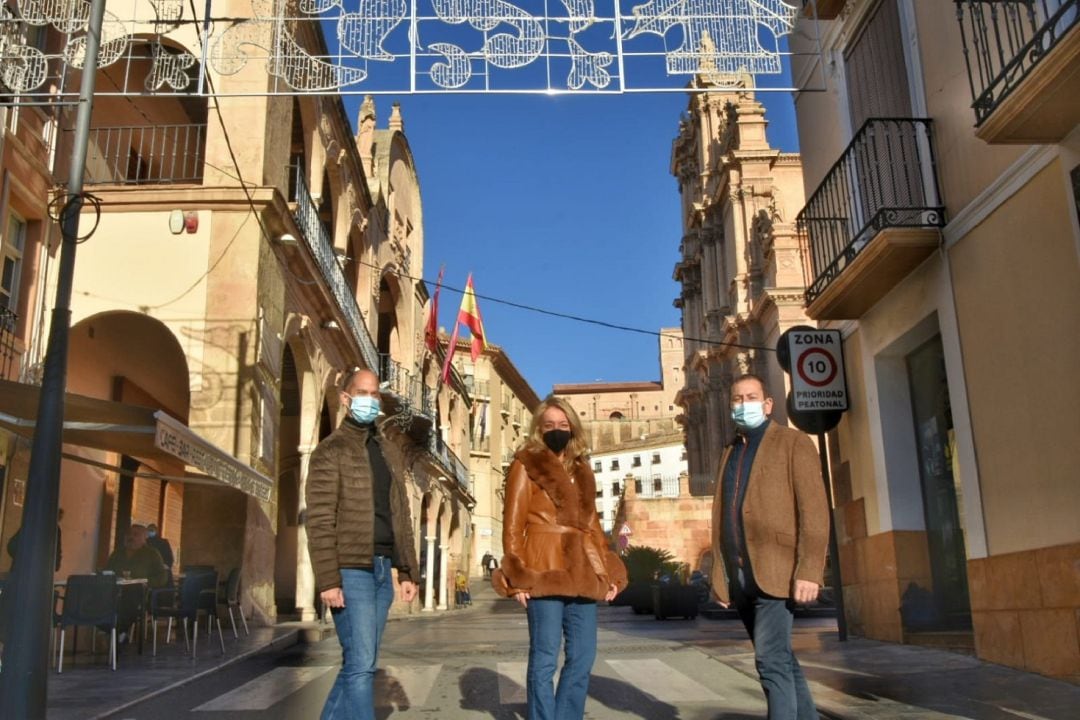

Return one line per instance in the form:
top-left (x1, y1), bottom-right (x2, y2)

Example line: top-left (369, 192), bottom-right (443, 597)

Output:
top-left (525, 596), bottom-right (597, 720)
top-left (320, 558), bottom-right (395, 720)
top-left (730, 566), bottom-right (817, 720)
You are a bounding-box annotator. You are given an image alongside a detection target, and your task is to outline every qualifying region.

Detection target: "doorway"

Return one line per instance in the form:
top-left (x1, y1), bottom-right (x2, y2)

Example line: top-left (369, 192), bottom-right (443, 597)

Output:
top-left (906, 335), bottom-right (971, 630)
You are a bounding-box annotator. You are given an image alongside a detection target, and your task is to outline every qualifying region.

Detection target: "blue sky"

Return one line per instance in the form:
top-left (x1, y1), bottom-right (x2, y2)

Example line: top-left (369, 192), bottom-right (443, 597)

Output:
top-left (343, 89), bottom-right (800, 397)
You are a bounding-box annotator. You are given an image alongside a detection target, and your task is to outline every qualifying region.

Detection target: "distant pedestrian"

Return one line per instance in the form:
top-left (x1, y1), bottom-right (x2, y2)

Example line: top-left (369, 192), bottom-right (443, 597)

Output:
top-left (454, 571), bottom-right (471, 607)
top-left (493, 396), bottom-right (627, 720)
top-left (481, 551), bottom-right (493, 578)
top-left (486, 554), bottom-right (498, 577)
top-left (710, 374), bottom-right (829, 719)
top-left (306, 368), bottom-right (419, 720)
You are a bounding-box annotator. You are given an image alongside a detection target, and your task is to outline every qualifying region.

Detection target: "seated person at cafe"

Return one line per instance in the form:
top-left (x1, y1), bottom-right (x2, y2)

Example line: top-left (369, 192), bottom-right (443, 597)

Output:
top-left (146, 523), bottom-right (174, 571)
top-left (104, 524), bottom-right (169, 641)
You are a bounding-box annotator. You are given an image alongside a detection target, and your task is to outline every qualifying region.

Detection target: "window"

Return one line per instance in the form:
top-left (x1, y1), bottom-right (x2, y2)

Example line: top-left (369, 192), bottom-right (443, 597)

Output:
top-left (653, 476), bottom-right (663, 493)
top-left (610, 459), bottom-right (620, 471)
top-left (593, 461), bottom-right (601, 472)
top-left (844, 0), bottom-right (912, 130)
top-left (634, 479), bottom-right (642, 494)
top-left (651, 452), bottom-right (661, 464)
top-left (596, 488), bottom-right (603, 498)
top-left (611, 482), bottom-right (620, 496)
top-left (669, 405), bottom-right (674, 411)
top-left (680, 449), bottom-right (688, 461)
top-left (631, 455), bottom-right (641, 467)
top-left (1, 215), bottom-right (26, 311)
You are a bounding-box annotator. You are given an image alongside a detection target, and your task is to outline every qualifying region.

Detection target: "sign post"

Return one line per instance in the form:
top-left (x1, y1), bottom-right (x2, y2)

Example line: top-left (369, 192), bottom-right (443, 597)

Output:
top-left (778, 325), bottom-right (849, 641)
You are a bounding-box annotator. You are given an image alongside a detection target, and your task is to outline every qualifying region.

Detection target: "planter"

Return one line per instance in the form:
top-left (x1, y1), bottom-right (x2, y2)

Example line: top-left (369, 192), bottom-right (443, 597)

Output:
top-left (615, 582), bottom-right (654, 614)
top-left (652, 583), bottom-right (699, 620)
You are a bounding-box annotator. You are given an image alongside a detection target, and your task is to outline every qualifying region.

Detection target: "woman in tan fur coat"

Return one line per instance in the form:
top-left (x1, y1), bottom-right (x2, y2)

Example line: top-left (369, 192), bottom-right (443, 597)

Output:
top-left (493, 396), bottom-right (627, 720)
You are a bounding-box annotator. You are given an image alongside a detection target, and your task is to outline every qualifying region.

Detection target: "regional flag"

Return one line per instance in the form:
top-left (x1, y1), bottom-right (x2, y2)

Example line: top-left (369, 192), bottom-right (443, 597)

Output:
top-left (424, 264), bottom-right (445, 353)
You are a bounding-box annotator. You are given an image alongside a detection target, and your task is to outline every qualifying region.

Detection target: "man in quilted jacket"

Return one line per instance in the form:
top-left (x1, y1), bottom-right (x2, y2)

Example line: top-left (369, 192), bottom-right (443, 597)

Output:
top-left (306, 368), bottom-right (419, 720)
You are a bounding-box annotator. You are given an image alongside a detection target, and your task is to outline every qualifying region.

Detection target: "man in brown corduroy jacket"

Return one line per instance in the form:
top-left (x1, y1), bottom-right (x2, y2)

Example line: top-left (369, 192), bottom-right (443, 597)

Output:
top-left (306, 368), bottom-right (418, 720)
top-left (710, 373), bottom-right (829, 720)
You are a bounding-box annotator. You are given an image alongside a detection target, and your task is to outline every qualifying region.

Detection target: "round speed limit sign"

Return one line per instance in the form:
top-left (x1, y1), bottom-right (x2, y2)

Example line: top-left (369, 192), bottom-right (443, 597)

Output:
top-left (796, 348), bottom-right (837, 387)
top-left (787, 329), bottom-right (847, 412)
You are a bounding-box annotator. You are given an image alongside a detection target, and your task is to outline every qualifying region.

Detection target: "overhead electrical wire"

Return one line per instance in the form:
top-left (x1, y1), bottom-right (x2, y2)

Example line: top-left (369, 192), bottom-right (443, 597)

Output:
top-left (351, 258), bottom-right (777, 354)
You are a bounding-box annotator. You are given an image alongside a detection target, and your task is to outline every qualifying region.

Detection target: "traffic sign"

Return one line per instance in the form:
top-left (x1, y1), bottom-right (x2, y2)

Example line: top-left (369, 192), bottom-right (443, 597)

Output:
top-left (788, 329), bottom-right (848, 412)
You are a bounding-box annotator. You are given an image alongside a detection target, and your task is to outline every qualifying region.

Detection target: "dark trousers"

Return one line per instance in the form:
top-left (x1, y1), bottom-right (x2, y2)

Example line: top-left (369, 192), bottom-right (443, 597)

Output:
top-left (730, 565), bottom-right (818, 720)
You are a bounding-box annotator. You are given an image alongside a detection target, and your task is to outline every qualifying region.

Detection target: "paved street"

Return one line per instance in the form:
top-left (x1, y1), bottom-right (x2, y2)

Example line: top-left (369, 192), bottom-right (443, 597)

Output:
top-left (84, 587), bottom-right (1078, 720)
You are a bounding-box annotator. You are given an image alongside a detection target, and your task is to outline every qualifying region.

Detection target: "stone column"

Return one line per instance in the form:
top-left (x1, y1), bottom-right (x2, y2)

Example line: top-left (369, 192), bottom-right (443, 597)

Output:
top-left (423, 535), bottom-right (436, 611)
top-left (437, 543), bottom-right (449, 610)
top-left (295, 444), bottom-right (317, 621)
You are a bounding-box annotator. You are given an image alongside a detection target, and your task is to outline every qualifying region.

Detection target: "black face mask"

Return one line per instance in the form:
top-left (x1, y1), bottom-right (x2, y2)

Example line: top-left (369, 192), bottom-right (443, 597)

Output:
top-left (542, 429), bottom-right (572, 454)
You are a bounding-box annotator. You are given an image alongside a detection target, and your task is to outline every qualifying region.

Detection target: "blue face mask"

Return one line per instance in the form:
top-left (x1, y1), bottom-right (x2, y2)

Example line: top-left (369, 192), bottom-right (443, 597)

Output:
top-left (349, 395), bottom-right (380, 424)
top-left (732, 401), bottom-right (768, 431)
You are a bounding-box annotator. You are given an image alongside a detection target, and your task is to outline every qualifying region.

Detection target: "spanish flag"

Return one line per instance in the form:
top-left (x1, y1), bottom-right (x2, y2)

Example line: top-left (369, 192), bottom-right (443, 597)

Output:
top-left (441, 273), bottom-right (488, 383)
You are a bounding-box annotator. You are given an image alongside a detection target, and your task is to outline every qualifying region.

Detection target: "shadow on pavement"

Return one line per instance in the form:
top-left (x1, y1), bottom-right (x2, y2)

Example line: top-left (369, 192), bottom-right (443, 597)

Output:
top-left (374, 671), bottom-right (411, 719)
top-left (459, 666), bottom-right (526, 720)
top-left (588, 674), bottom-right (682, 719)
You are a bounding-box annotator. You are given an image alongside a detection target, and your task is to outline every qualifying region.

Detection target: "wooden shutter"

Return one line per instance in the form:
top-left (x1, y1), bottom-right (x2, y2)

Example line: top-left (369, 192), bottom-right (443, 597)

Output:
top-left (844, 0), bottom-right (913, 131)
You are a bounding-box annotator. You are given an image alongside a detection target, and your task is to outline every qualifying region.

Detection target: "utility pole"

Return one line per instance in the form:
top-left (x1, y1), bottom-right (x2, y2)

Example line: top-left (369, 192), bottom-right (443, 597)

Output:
top-left (0, 0), bottom-right (108, 715)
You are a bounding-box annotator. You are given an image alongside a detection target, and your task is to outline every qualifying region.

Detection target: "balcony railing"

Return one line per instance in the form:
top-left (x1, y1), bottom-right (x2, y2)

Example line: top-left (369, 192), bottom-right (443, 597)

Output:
top-left (68, 124), bottom-right (207, 185)
top-left (430, 433), bottom-right (469, 492)
top-left (1, 307), bottom-right (17, 380)
top-left (799, 118), bottom-right (945, 305)
top-left (956, 0), bottom-right (1079, 127)
top-left (292, 168), bottom-right (378, 371)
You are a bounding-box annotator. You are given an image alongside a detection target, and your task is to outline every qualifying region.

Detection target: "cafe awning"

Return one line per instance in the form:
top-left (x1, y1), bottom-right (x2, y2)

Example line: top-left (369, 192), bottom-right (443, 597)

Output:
top-left (0, 379), bottom-right (273, 502)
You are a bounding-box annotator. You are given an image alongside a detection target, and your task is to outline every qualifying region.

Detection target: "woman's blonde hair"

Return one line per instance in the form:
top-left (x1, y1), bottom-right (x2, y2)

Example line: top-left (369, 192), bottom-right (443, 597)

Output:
top-left (524, 396), bottom-right (589, 470)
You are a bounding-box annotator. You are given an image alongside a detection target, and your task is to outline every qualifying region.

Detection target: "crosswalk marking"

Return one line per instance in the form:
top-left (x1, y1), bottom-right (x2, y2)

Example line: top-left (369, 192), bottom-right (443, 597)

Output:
top-left (189, 656), bottom-right (729, 712)
top-left (496, 661), bottom-right (530, 703)
top-left (376, 664), bottom-right (442, 708)
top-left (192, 666), bottom-right (335, 711)
top-left (606, 658), bottom-right (723, 703)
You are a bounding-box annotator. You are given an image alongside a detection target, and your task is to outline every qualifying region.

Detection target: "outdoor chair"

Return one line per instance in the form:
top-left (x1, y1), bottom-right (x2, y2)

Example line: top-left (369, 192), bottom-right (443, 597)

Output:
top-left (150, 569), bottom-right (223, 659)
top-left (221, 567), bottom-right (249, 638)
top-left (56, 574), bottom-right (121, 672)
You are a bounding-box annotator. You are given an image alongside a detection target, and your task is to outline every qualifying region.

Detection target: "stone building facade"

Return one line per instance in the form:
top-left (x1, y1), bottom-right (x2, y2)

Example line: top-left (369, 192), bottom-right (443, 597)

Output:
top-left (670, 77), bottom-right (810, 496)
top-left (589, 433), bottom-right (688, 533)
top-left (0, 10), bottom-right (472, 622)
top-left (611, 472), bottom-right (712, 573)
top-left (790, 0), bottom-right (1080, 679)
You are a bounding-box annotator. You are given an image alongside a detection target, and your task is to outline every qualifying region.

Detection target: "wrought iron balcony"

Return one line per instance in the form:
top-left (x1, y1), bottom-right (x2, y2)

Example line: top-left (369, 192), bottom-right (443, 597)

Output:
top-left (798, 118), bottom-right (945, 319)
top-left (291, 168), bottom-right (379, 371)
top-left (429, 433), bottom-right (470, 492)
top-left (378, 353), bottom-right (435, 440)
top-left (0, 307), bottom-right (17, 381)
top-left (65, 124), bottom-right (207, 185)
top-left (956, 0), bottom-right (1080, 142)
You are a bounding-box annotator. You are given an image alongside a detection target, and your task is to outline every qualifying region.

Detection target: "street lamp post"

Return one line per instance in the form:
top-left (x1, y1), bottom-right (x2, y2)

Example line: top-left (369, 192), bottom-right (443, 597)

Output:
top-left (0, 0), bottom-right (109, 716)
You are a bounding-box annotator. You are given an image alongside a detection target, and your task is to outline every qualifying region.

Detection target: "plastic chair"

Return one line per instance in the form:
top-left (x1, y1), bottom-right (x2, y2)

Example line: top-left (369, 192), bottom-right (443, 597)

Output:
top-left (221, 568), bottom-right (249, 638)
top-left (151, 570), bottom-right (223, 659)
top-left (56, 574), bottom-right (120, 672)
